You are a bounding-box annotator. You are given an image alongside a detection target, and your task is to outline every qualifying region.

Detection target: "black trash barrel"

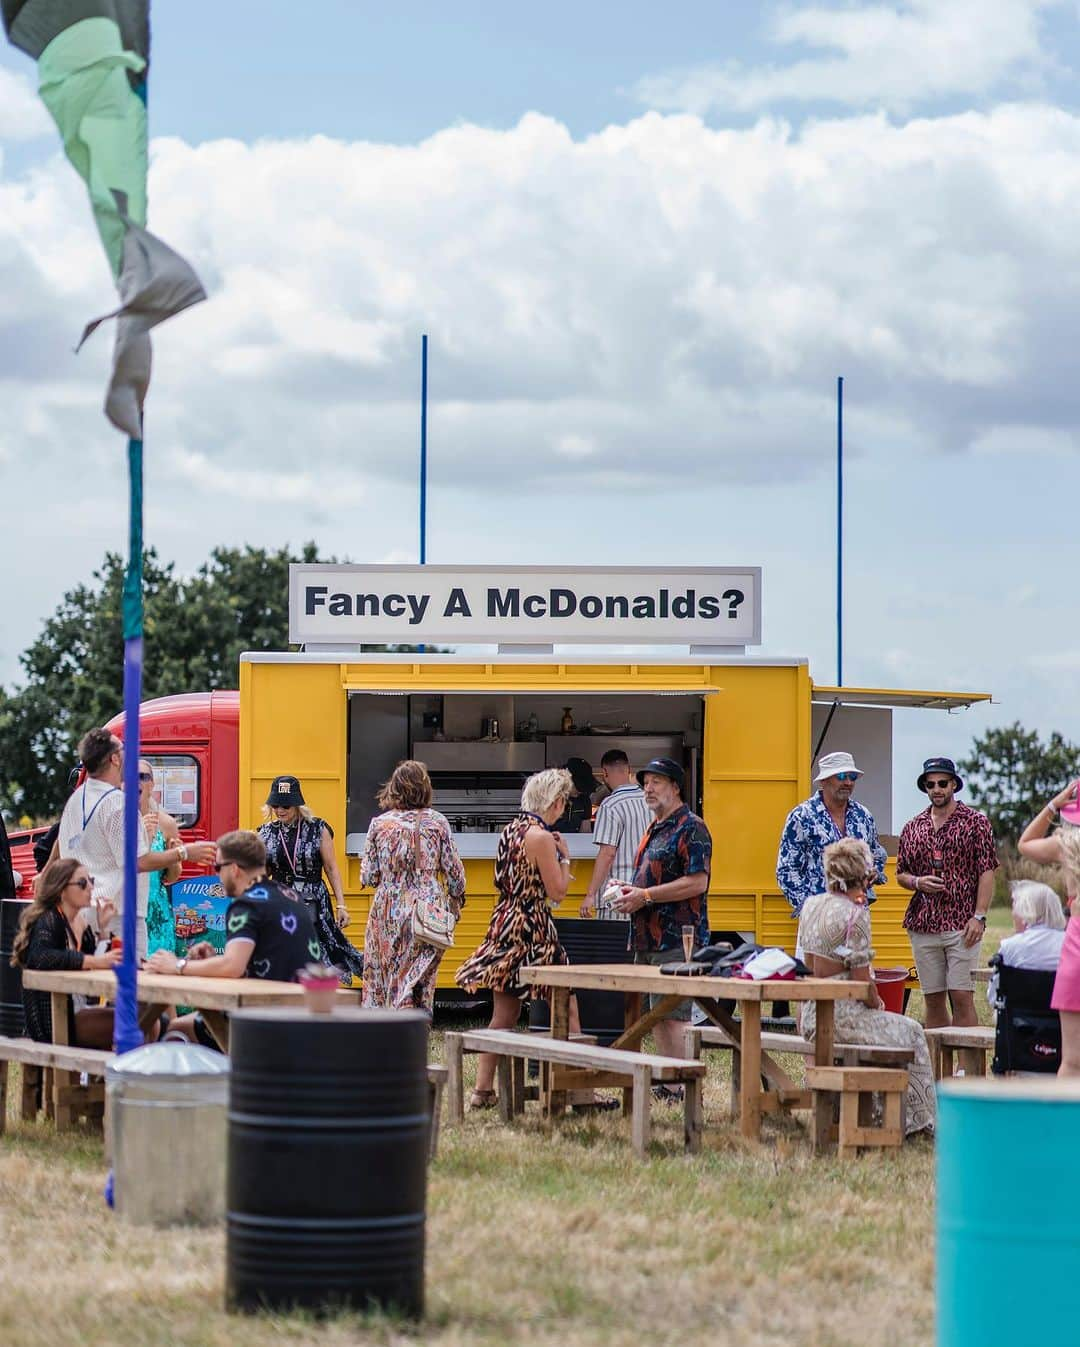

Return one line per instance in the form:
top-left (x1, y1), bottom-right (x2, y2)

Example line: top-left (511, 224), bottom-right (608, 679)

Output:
top-left (0, 899), bottom-right (29, 1036)
top-left (226, 1008), bottom-right (429, 1318)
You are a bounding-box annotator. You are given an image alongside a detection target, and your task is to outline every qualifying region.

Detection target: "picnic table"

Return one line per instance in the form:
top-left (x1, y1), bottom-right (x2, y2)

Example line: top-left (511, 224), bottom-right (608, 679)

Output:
top-left (519, 963), bottom-right (873, 1143)
top-left (22, 968), bottom-right (361, 1053)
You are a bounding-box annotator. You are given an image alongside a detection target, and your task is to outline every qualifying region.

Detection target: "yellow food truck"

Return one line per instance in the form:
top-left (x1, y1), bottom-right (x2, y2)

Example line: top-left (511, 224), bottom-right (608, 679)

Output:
top-left (231, 562), bottom-right (989, 997)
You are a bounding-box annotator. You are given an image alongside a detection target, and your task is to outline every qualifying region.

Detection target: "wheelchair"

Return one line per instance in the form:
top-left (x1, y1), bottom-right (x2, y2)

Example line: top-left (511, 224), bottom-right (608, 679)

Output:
top-left (990, 958), bottom-right (1061, 1075)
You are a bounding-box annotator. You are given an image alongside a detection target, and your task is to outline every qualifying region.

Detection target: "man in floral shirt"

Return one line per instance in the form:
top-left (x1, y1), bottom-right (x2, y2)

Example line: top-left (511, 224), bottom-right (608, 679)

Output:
top-left (897, 757), bottom-right (998, 1030)
top-left (611, 757), bottom-right (711, 1075)
top-left (776, 751), bottom-right (887, 918)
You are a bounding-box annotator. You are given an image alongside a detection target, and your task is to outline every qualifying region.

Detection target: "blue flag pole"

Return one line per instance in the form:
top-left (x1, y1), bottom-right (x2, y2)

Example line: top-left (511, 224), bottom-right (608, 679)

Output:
top-left (114, 434), bottom-right (144, 1055)
top-left (836, 375), bottom-right (844, 688)
top-left (419, 332), bottom-right (428, 566)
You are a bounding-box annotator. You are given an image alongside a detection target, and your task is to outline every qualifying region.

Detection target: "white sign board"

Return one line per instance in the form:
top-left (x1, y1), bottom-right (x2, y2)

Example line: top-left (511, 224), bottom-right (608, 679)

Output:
top-left (289, 565), bottom-right (761, 647)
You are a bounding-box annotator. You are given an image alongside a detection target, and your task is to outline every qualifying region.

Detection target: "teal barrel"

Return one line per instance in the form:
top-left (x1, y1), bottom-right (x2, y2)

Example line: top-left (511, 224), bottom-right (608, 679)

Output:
top-left (937, 1078), bottom-right (1080, 1344)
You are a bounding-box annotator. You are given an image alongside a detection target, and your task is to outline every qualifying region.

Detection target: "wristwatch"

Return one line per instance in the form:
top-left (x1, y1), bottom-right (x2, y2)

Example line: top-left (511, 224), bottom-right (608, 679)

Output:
top-left (973, 913), bottom-right (987, 925)
top-left (643, 889), bottom-right (653, 906)
top-left (176, 957), bottom-right (188, 975)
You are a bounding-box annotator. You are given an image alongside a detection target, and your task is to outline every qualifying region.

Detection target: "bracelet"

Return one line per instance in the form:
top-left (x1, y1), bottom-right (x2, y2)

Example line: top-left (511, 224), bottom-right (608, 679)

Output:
top-left (175, 840), bottom-right (188, 861)
top-left (1047, 802), bottom-right (1059, 817)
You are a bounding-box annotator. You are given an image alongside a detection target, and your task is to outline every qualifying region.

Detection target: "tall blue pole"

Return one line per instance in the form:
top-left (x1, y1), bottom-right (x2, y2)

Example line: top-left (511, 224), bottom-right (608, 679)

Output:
top-left (419, 333), bottom-right (428, 566)
top-left (114, 434), bottom-right (144, 1054)
top-left (836, 375), bottom-right (844, 688)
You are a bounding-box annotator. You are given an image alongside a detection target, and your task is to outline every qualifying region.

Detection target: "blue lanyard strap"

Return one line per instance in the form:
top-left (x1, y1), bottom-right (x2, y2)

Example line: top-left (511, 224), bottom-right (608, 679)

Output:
top-left (82, 784), bottom-right (119, 830)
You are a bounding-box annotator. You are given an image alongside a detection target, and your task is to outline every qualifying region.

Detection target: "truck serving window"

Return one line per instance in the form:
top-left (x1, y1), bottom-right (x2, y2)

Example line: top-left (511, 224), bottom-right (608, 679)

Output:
top-left (143, 755), bottom-right (200, 829)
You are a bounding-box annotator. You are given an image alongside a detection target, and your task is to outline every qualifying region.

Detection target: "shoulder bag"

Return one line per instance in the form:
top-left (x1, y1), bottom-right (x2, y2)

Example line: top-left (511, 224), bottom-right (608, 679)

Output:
top-left (409, 813), bottom-right (457, 950)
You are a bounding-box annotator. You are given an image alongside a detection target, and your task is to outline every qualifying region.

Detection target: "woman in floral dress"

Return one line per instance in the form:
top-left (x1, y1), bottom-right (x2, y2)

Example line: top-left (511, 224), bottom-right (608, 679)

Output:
top-left (456, 767), bottom-right (580, 1108)
top-left (360, 760), bottom-right (465, 1013)
top-left (258, 774), bottom-right (365, 984)
top-left (798, 837), bottom-right (936, 1137)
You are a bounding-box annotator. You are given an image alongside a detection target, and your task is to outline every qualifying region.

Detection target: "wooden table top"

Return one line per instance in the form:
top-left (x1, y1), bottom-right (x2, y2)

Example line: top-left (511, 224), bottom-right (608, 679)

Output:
top-left (519, 963), bottom-right (874, 1003)
top-left (22, 967), bottom-right (361, 1011)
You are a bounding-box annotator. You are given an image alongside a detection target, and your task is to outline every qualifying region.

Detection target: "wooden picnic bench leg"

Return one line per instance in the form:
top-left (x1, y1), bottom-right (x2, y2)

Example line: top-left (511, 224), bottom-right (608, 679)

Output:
top-left (960, 1046), bottom-right (986, 1078)
top-left (621, 991), bottom-right (641, 1116)
top-left (428, 1076), bottom-right (444, 1161)
top-left (445, 1033), bottom-right (465, 1124)
top-left (683, 1076), bottom-right (703, 1154)
top-left (511, 1056), bottom-right (526, 1115)
top-left (545, 988), bottom-right (572, 1117)
top-left (496, 1056), bottom-right (513, 1123)
top-left (812, 1000), bottom-right (835, 1155)
top-left (200, 1011), bottom-right (230, 1053)
top-left (738, 1000), bottom-right (763, 1140)
top-left (630, 1062), bottom-right (652, 1158)
top-left (50, 991), bottom-right (75, 1131)
top-left (21, 1063), bottom-right (41, 1121)
top-left (939, 1043), bottom-right (954, 1079)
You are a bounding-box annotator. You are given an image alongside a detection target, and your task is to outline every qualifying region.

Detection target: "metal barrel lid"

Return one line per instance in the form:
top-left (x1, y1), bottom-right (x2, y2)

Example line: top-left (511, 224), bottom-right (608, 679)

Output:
top-left (106, 1039), bottom-right (230, 1083)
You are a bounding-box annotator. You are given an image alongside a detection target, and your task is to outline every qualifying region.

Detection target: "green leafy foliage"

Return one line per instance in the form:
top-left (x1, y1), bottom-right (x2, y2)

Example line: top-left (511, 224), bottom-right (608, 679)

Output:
top-left (959, 721), bottom-right (1080, 842)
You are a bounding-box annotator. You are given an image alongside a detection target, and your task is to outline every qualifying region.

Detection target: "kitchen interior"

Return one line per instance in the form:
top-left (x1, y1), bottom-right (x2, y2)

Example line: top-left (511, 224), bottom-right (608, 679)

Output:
top-left (344, 691), bottom-right (707, 857)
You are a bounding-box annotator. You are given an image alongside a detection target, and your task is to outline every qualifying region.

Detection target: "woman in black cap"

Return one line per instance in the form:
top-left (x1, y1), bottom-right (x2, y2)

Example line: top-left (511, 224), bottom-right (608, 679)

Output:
top-left (258, 774), bottom-right (364, 984)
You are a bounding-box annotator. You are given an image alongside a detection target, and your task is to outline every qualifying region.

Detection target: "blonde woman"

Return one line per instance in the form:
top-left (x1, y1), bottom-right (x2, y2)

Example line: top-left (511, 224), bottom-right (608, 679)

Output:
top-left (361, 760), bottom-right (465, 1013)
top-left (1018, 783), bottom-right (1080, 1075)
top-left (456, 767), bottom-right (580, 1107)
top-left (798, 837), bottom-right (936, 1137)
top-left (258, 773), bottom-right (364, 983)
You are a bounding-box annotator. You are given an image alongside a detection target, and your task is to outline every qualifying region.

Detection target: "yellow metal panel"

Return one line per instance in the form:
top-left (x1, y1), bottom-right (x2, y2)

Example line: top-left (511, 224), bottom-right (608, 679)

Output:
top-left (240, 660), bottom-right (347, 877)
top-left (812, 684), bottom-right (990, 710)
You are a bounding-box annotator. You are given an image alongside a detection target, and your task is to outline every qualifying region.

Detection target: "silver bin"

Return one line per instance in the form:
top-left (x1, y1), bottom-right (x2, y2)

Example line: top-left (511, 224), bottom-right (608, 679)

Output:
top-left (107, 1040), bottom-right (230, 1226)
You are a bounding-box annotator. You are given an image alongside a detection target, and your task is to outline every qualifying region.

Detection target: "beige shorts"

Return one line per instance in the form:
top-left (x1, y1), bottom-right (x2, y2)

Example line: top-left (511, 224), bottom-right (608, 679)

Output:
top-left (909, 929), bottom-right (982, 995)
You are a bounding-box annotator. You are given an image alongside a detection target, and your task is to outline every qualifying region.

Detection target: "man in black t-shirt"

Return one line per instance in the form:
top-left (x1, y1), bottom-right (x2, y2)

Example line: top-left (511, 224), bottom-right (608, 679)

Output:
top-left (148, 831), bottom-right (320, 1020)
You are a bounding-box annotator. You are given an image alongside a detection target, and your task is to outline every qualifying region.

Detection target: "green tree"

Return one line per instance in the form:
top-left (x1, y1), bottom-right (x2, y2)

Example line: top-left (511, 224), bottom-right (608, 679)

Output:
top-left (0, 543), bottom-right (322, 818)
top-left (959, 722), bottom-right (1080, 842)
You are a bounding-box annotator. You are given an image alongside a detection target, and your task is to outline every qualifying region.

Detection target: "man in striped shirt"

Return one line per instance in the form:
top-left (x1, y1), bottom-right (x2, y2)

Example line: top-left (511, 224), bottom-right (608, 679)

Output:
top-left (581, 750), bottom-right (652, 921)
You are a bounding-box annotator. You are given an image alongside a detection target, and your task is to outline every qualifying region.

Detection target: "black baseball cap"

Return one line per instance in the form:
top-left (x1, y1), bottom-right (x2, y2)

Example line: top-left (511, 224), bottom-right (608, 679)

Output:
top-left (916, 758), bottom-right (963, 793)
top-left (636, 757), bottom-right (684, 791)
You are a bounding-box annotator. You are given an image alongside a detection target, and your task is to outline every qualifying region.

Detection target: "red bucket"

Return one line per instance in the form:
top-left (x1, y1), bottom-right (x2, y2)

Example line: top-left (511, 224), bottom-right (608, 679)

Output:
top-left (872, 966), bottom-right (908, 1015)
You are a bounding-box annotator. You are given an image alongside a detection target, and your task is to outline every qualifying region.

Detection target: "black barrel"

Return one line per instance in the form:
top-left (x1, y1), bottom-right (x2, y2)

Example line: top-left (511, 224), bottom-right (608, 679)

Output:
top-left (529, 917), bottom-right (634, 1042)
top-left (226, 1008), bottom-right (429, 1318)
top-left (0, 899), bottom-right (29, 1036)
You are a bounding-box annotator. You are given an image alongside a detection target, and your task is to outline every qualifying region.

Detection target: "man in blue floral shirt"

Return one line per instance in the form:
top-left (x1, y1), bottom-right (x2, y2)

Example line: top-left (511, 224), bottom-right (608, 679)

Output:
top-left (776, 751), bottom-right (887, 918)
top-left (612, 758), bottom-right (711, 1075)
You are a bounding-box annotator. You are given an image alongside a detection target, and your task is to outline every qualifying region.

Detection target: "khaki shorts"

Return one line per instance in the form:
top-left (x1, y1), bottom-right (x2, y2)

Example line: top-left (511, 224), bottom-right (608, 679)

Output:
top-left (634, 948), bottom-right (694, 1021)
top-left (909, 929), bottom-right (982, 995)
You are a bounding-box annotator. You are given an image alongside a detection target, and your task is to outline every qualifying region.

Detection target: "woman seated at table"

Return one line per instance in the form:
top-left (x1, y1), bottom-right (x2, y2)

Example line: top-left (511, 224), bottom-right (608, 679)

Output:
top-left (10, 857), bottom-right (120, 1047)
top-left (798, 838), bottom-right (936, 1138)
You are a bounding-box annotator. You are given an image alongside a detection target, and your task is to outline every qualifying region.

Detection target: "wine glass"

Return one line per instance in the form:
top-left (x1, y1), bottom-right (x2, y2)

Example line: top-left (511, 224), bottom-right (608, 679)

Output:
top-left (681, 923), bottom-right (695, 968)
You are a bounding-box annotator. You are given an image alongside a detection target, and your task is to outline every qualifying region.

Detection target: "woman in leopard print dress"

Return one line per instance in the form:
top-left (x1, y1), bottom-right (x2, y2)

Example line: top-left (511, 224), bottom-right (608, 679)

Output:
top-left (456, 768), bottom-right (576, 1106)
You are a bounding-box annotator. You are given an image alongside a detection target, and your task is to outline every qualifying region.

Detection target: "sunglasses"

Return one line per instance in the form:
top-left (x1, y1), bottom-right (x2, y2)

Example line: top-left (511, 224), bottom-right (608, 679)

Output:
top-left (925, 779), bottom-right (953, 789)
top-left (138, 771), bottom-right (154, 783)
top-left (213, 859), bottom-right (235, 872)
top-left (833, 773), bottom-right (859, 783)
top-left (69, 877), bottom-right (95, 891)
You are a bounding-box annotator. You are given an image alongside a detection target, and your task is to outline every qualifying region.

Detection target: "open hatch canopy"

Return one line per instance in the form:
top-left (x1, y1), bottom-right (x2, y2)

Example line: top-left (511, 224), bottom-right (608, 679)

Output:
top-left (812, 685), bottom-right (991, 712)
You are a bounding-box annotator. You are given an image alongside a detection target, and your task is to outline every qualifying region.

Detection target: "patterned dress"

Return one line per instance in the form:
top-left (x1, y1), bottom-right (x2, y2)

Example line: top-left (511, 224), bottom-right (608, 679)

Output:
top-left (456, 813), bottom-right (569, 998)
top-left (360, 808), bottom-right (466, 1013)
top-left (259, 816), bottom-right (365, 985)
top-left (145, 827), bottom-right (176, 956)
top-left (798, 889), bottom-right (936, 1136)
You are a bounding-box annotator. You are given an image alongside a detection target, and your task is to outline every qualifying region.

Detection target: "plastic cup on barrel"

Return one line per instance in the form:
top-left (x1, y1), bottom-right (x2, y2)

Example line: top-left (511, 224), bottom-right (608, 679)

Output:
top-left (299, 964), bottom-right (339, 1014)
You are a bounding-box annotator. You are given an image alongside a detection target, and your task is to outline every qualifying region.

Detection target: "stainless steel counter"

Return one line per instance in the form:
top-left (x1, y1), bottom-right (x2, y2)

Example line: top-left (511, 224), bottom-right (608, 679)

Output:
top-left (345, 831), bottom-right (601, 861)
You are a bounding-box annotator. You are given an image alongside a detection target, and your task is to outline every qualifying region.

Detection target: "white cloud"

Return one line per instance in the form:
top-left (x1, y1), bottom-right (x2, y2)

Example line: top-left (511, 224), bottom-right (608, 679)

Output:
top-left (634, 0), bottom-right (1063, 115)
top-left (0, 66), bottom-right (52, 143)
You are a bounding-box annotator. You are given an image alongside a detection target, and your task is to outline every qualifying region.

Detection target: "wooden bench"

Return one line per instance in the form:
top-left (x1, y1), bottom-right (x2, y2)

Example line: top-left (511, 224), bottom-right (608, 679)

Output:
top-left (0, 1036), bottom-right (114, 1133)
top-left (804, 1065), bottom-right (909, 1159)
top-left (924, 1025), bottom-right (995, 1080)
top-left (426, 1063), bottom-right (447, 1160)
top-left (444, 1029), bottom-right (706, 1158)
top-left (685, 1025), bottom-right (915, 1121)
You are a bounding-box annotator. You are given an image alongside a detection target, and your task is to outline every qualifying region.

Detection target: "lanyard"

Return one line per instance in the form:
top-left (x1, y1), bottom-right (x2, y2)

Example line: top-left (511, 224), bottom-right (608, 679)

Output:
top-left (279, 821), bottom-right (304, 875)
top-left (82, 783), bottom-right (119, 830)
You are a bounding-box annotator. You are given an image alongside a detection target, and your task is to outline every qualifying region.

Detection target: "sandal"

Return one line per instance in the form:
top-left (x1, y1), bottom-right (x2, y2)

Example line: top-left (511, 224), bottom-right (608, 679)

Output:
top-left (651, 1083), bottom-right (684, 1106)
top-left (468, 1089), bottom-right (498, 1110)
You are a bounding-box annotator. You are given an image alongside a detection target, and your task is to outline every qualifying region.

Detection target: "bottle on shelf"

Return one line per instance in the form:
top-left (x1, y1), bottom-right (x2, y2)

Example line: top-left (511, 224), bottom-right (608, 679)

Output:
top-left (561, 707), bottom-right (575, 734)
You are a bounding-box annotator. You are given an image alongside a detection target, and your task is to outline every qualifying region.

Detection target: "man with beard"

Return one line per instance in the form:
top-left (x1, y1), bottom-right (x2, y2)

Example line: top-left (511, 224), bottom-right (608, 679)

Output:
top-left (777, 751), bottom-right (887, 919)
top-left (897, 758), bottom-right (998, 1029)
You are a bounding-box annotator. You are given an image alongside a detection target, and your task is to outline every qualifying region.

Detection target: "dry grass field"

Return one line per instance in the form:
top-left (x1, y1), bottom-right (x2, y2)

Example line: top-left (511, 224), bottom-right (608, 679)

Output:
top-left (0, 915), bottom-right (1011, 1347)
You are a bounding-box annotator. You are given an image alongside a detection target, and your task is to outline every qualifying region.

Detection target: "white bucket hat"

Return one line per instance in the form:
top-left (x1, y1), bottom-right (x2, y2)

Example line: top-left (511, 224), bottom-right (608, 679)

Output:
top-left (815, 750), bottom-right (863, 783)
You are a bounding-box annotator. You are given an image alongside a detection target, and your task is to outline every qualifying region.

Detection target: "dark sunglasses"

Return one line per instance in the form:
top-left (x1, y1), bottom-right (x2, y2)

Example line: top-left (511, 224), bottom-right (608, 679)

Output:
top-left (213, 859), bottom-right (234, 872)
top-left (69, 877), bottom-right (95, 891)
top-left (138, 771), bottom-right (154, 783)
top-left (834, 772), bottom-right (859, 783)
top-left (925, 778), bottom-right (953, 789)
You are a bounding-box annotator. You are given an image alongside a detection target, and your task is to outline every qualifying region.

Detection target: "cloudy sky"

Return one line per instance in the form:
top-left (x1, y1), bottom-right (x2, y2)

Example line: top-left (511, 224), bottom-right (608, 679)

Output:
top-left (3, 0), bottom-right (1080, 827)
